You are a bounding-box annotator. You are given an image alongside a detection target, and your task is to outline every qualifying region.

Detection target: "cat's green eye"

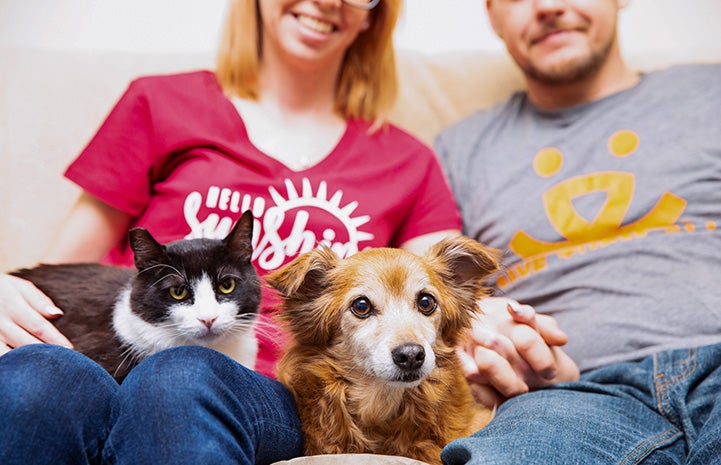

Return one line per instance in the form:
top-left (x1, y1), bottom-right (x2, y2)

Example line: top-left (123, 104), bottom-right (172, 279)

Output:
top-left (218, 278), bottom-right (236, 294)
top-left (169, 286), bottom-right (189, 301)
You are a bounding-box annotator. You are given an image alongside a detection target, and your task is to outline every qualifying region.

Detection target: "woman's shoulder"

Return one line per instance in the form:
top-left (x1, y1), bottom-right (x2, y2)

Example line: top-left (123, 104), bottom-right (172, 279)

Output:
top-left (129, 69), bottom-right (215, 88)
top-left (124, 70), bottom-right (222, 101)
top-left (116, 70), bottom-right (232, 119)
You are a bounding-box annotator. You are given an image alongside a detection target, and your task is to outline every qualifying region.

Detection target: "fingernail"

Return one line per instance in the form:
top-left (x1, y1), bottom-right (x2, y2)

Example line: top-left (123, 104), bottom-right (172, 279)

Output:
top-left (45, 305), bottom-right (64, 317)
top-left (507, 303), bottom-right (520, 313)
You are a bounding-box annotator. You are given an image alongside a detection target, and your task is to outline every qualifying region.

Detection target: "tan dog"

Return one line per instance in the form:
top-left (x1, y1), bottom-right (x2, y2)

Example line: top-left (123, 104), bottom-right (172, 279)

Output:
top-left (265, 236), bottom-right (499, 465)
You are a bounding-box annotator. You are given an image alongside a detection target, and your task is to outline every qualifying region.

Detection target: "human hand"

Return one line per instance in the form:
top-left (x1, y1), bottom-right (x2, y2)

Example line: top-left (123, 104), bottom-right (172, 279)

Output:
top-left (0, 274), bottom-right (74, 356)
top-left (457, 297), bottom-right (579, 408)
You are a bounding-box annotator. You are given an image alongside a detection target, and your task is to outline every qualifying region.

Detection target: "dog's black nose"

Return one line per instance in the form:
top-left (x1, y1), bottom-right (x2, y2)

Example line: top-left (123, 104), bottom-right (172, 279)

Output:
top-left (392, 344), bottom-right (425, 371)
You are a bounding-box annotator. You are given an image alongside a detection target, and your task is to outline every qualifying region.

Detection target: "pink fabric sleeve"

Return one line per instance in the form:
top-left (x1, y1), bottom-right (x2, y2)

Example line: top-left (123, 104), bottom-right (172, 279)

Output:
top-left (64, 79), bottom-right (156, 216)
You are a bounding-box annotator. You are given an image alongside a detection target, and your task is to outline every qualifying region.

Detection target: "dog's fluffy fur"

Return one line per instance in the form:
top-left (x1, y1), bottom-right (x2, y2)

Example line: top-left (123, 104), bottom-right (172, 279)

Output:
top-left (265, 236), bottom-right (499, 464)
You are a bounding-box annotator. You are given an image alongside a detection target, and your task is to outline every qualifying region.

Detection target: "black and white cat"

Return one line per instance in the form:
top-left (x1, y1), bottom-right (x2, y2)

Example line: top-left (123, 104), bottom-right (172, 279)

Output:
top-left (11, 210), bottom-right (260, 381)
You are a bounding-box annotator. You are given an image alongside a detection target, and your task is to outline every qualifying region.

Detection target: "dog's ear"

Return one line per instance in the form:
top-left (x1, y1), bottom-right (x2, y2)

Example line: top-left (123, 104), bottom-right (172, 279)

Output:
top-left (264, 246), bottom-right (341, 346)
top-left (427, 236), bottom-right (500, 344)
top-left (428, 236), bottom-right (500, 290)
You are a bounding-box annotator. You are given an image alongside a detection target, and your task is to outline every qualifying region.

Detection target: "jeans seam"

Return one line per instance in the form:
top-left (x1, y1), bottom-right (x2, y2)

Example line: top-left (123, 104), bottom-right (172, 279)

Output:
top-left (618, 426), bottom-right (683, 465)
top-left (654, 348), bottom-right (698, 430)
top-left (666, 348), bottom-right (698, 384)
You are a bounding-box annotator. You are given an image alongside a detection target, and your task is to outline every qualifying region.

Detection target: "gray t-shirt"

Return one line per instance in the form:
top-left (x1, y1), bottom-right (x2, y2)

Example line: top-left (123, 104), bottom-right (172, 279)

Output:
top-left (436, 63), bottom-right (721, 372)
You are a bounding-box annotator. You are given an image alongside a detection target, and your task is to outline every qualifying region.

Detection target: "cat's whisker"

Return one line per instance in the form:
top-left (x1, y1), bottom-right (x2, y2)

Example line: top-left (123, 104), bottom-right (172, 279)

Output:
top-left (227, 322), bottom-right (256, 336)
top-left (248, 319), bottom-right (277, 342)
top-left (136, 263), bottom-right (187, 288)
top-left (114, 344), bottom-right (149, 379)
top-left (235, 313), bottom-right (257, 323)
top-left (136, 263), bottom-right (184, 278)
top-left (223, 273), bottom-right (246, 281)
top-left (150, 274), bottom-right (182, 288)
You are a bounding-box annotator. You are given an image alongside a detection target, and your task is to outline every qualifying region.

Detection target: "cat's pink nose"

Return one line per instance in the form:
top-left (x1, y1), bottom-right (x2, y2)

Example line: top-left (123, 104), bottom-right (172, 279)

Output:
top-left (198, 317), bottom-right (217, 329)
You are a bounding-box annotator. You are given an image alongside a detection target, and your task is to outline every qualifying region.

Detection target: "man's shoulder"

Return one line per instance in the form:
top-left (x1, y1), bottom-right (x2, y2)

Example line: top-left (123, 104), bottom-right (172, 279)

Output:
top-left (436, 92), bottom-right (526, 147)
top-left (647, 62), bottom-right (721, 85)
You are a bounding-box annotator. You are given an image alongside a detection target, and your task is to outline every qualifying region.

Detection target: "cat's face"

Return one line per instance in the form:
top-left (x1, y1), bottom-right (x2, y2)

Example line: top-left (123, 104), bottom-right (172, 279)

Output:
top-left (127, 211), bottom-right (260, 345)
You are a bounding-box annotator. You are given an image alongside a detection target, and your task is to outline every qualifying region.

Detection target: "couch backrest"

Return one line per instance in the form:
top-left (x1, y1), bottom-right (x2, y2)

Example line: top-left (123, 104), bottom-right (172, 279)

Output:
top-left (1, 47), bottom-right (718, 270)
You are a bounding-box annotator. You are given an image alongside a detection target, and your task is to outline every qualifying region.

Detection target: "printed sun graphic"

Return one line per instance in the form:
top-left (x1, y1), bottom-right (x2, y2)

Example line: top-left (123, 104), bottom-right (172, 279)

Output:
top-left (182, 178), bottom-right (376, 271)
top-left (268, 178), bottom-right (375, 245)
top-left (247, 177), bottom-right (376, 270)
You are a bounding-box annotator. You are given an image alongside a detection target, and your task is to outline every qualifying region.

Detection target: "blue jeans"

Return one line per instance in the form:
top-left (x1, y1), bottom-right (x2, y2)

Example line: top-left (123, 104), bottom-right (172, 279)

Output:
top-left (442, 343), bottom-right (721, 465)
top-left (0, 345), bottom-right (303, 465)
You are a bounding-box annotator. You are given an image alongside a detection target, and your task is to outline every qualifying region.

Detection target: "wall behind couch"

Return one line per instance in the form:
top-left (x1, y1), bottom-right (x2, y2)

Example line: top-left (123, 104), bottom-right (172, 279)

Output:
top-left (0, 0), bottom-right (720, 58)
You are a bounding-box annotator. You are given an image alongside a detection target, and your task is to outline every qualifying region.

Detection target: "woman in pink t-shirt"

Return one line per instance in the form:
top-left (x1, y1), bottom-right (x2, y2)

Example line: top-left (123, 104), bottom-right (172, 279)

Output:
top-left (0, 1), bottom-right (462, 463)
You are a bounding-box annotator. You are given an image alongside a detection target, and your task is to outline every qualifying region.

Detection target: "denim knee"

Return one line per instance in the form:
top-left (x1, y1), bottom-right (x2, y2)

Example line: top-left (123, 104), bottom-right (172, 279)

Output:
top-left (119, 346), bottom-right (254, 401)
top-left (108, 346), bottom-right (302, 465)
top-left (119, 346), bottom-right (298, 422)
top-left (0, 345), bottom-right (118, 465)
top-left (0, 344), bottom-right (117, 415)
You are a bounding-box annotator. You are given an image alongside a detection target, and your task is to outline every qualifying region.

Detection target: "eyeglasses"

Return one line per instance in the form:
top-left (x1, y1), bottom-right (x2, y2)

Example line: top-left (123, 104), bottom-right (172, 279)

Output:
top-left (342, 0), bottom-right (381, 10)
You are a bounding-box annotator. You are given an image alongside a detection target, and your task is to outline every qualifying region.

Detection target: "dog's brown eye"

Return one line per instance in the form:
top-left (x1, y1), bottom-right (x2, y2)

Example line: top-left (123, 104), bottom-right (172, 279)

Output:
top-left (350, 297), bottom-right (374, 319)
top-left (417, 293), bottom-right (437, 316)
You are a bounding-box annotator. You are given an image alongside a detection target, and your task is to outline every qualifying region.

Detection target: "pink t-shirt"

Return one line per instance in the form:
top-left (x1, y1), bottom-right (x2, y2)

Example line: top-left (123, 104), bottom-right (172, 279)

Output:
top-left (65, 70), bottom-right (461, 377)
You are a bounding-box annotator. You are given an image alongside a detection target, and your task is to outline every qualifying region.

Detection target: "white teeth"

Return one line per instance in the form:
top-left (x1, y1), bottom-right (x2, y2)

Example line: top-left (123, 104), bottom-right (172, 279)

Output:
top-left (297, 14), bottom-right (334, 34)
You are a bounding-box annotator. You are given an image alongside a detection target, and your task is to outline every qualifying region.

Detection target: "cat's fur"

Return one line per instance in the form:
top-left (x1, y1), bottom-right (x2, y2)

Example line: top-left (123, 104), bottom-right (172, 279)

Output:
top-left (11, 210), bottom-right (260, 381)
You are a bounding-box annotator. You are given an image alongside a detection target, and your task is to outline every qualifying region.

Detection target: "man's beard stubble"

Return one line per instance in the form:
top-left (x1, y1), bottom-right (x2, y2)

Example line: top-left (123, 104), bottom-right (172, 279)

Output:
top-left (522, 21), bottom-right (616, 86)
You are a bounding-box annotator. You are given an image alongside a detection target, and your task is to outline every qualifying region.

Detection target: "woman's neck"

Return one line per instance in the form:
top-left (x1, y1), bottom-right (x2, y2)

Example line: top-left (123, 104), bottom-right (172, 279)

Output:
top-left (235, 56), bottom-right (348, 171)
top-left (257, 52), bottom-right (341, 117)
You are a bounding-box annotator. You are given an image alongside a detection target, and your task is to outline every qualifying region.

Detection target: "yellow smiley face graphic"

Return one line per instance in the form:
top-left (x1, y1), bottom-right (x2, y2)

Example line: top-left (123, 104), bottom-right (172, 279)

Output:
top-left (509, 130), bottom-right (687, 261)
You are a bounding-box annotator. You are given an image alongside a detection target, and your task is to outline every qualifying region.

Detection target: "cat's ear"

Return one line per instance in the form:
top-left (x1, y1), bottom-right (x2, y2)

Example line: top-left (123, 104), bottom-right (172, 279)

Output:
top-left (223, 210), bottom-right (254, 259)
top-left (128, 228), bottom-right (167, 271)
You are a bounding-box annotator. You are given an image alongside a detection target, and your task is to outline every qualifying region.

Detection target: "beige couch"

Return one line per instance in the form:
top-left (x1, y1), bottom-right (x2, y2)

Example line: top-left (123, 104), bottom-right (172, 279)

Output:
top-left (1, 45), bottom-right (718, 464)
top-left (2, 47), bottom-right (718, 271)
top-left (0, 46), bottom-right (526, 271)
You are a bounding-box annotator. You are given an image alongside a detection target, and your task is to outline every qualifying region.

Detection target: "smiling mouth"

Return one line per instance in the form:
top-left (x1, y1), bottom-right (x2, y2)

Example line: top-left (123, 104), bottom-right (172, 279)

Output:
top-left (531, 27), bottom-right (583, 45)
top-left (294, 14), bottom-right (336, 34)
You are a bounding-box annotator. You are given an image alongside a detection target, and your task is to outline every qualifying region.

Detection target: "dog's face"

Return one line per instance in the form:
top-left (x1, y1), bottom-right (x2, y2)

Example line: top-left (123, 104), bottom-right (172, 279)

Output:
top-left (266, 237), bottom-right (499, 386)
top-left (335, 250), bottom-right (450, 385)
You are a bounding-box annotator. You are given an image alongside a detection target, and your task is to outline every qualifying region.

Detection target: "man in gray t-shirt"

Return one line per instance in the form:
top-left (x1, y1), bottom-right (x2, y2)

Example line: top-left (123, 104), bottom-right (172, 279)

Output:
top-left (438, 1), bottom-right (721, 464)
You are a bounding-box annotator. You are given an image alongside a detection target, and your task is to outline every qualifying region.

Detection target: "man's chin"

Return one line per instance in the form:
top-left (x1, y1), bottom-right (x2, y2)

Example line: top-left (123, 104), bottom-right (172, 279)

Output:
top-left (524, 44), bottom-right (611, 85)
top-left (524, 59), bottom-right (601, 85)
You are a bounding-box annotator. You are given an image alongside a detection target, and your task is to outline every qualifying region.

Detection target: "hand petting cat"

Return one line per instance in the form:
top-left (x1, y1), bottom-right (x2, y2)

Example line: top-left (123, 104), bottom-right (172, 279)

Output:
top-left (0, 274), bottom-right (74, 356)
top-left (0, 192), bottom-right (128, 356)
